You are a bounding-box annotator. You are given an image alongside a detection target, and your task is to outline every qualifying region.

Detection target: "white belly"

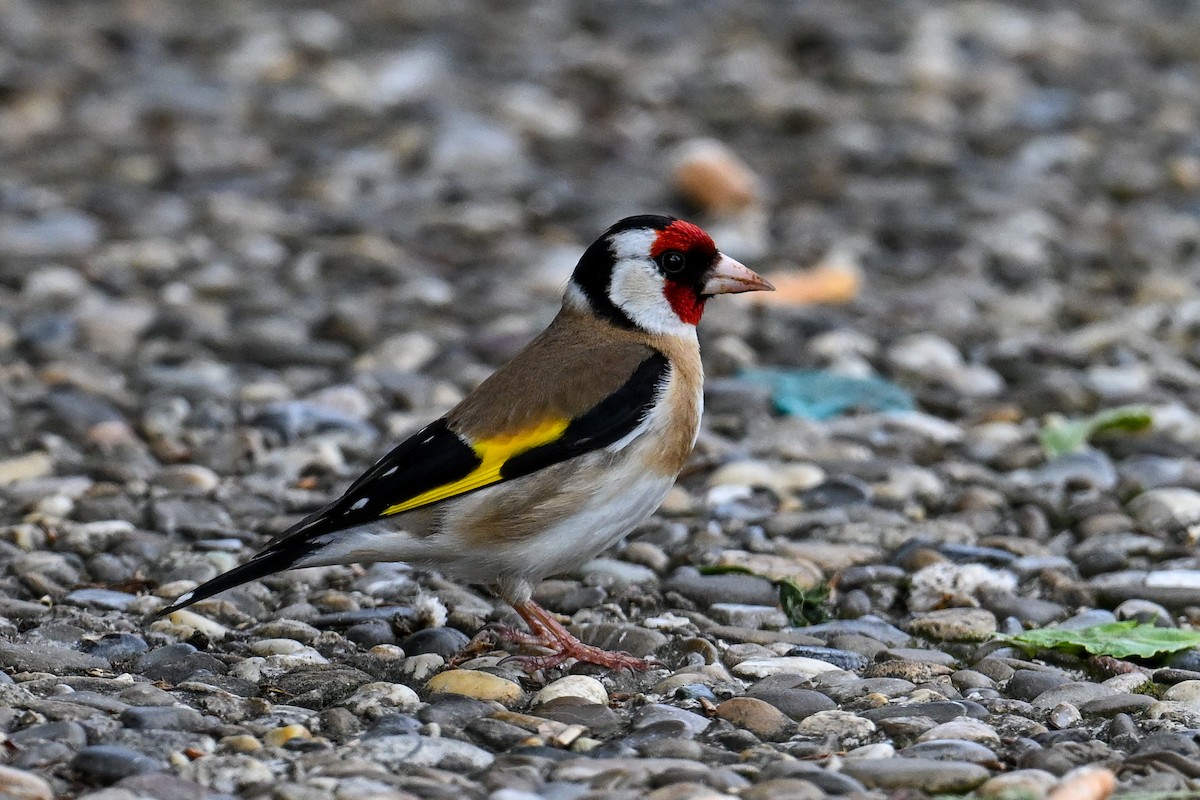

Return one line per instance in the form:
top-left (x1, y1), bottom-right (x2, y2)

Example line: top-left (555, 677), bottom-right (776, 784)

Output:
top-left (478, 471), bottom-right (675, 585)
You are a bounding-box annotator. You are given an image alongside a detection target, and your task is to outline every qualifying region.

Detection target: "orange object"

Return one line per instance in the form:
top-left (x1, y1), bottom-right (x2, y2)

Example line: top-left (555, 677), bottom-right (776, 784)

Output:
top-left (751, 264), bottom-right (861, 306)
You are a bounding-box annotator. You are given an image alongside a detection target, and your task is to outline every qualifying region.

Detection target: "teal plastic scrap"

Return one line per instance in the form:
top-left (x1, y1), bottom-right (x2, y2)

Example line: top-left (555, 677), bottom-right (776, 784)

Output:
top-left (738, 367), bottom-right (914, 420)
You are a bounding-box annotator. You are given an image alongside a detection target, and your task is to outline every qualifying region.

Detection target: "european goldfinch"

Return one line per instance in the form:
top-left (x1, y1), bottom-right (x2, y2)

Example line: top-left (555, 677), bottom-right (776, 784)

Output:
top-left (161, 215), bottom-right (774, 670)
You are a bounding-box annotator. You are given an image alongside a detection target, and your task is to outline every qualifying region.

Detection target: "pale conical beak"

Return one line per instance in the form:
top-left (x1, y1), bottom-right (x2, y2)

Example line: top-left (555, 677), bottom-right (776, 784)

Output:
top-left (701, 253), bottom-right (776, 296)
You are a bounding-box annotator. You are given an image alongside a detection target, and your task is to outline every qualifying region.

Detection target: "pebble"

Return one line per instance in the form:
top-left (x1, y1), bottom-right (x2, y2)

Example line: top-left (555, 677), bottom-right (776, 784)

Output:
top-left (747, 680), bottom-right (838, 721)
top-left (840, 757), bottom-right (990, 792)
top-left (0, 3), bottom-right (1195, 797)
top-left (343, 682), bottom-right (422, 717)
top-left (119, 705), bottom-right (210, 731)
top-left (978, 769), bottom-right (1060, 799)
top-left (71, 746), bottom-right (163, 784)
top-left (1128, 488), bottom-right (1200, 533)
top-left (901, 739), bottom-right (1000, 765)
top-left (425, 670), bottom-right (524, 705)
top-left (918, 717), bottom-right (1001, 745)
top-left (401, 627), bottom-right (471, 659)
top-left (664, 567), bottom-right (779, 607)
top-left (1008, 670), bottom-right (1073, 702)
top-left (794, 710), bottom-right (876, 744)
top-left (631, 704), bottom-right (712, 738)
top-left (731, 658), bottom-right (844, 680)
top-left (532, 675), bottom-right (608, 707)
top-left (1032, 683), bottom-right (1118, 711)
top-left (671, 138), bottom-right (761, 214)
top-left (263, 724), bottom-right (312, 747)
top-left (0, 641), bottom-right (109, 675)
top-left (353, 734), bottom-right (495, 771)
top-left (909, 608), bottom-right (998, 641)
top-left (0, 766), bottom-right (53, 800)
top-left (714, 697), bottom-right (795, 742)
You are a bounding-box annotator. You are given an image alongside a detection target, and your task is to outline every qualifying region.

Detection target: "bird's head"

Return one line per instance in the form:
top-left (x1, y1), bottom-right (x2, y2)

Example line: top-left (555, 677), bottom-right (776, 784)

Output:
top-left (567, 215), bottom-right (774, 335)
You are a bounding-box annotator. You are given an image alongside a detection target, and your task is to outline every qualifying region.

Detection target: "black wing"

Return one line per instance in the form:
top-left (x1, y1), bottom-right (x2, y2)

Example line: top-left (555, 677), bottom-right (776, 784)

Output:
top-left (158, 352), bottom-right (669, 614)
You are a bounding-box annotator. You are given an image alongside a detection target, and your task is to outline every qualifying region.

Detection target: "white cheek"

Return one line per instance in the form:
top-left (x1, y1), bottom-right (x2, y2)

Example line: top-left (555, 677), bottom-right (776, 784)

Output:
top-left (609, 260), bottom-right (693, 336)
top-left (609, 229), bottom-right (657, 260)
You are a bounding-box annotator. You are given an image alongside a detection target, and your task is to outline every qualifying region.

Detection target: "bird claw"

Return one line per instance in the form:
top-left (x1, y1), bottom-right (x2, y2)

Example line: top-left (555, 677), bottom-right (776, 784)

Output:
top-left (502, 645), bottom-right (660, 674)
top-left (450, 602), bottom-right (664, 674)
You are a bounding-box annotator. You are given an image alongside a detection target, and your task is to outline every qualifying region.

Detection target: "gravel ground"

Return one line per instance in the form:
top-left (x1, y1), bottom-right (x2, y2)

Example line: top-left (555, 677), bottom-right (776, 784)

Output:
top-left (3, 1), bottom-right (1200, 798)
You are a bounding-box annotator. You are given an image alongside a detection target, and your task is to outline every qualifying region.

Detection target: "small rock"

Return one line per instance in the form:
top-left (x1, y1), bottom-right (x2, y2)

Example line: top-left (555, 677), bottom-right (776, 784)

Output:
top-left (532, 675), bottom-right (608, 707)
top-left (1128, 488), bottom-right (1200, 533)
top-left (917, 717), bottom-right (1001, 746)
top-left (841, 757), bottom-right (990, 792)
top-left (708, 603), bottom-right (789, 629)
top-left (714, 697), bottom-right (795, 742)
top-left (1046, 766), bottom-right (1117, 800)
top-left (0, 766), bottom-right (53, 800)
top-left (0, 641), bottom-right (109, 675)
top-left (342, 682), bottom-right (421, 718)
top-left (671, 138), bottom-right (761, 214)
top-left (664, 567), bottom-right (778, 607)
top-left (908, 563), bottom-right (1017, 612)
top-left (909, 608), bottom-right (998, 642)
top-left (746, 681), bottom-right (837, 721)
top-left (352, 733), bottom-right (494, 771)
top-left (1162, 680), bottom-right (1200, 705)
top-left (71, 745), bottom-right (163, 785)
top-left (1008, 670), bottom-right (1073, 702)
top-left (1032, 682), bottom-right (1117, 711)
top-left (901, 740), bottom-right (1000, 765)
top-left (263, 724), bottom-right (311, 747)
top-left (0, 452), bottom-right (53, 485)
top-left (631, 704), bottom-right (712, 738)
top-left (401, 627), bottom-right (470, 659)
top-left (119, 706), bottom-right (209, 731)
top-left (978, 769), bottom-right (1059, 800)
top-left (64, 588), bottom-right (138, 611)
top-left (731, 657), bottom-right (843, 680)
top-left (425, 670), bottom-right (524, 705)
top-left (795, 710), bottom-right (876, 744)
top-left (1048, 702), bottom-right (1082, 729)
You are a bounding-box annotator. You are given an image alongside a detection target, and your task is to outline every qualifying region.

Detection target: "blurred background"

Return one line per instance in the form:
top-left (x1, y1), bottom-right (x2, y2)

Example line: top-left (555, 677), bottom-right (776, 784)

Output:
top-left (1, 0), bottom-right (1199, 507)
top-left (5, 4), bottom-right (1200, 795)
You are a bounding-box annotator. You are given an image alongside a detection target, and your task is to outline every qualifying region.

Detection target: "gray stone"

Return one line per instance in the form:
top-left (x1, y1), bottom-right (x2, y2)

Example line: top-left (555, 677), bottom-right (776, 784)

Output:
top-left (1032, 682), bottom-right (1117, 711)
top-left (349, 733), bottom-right (494, 770)
top-left (119, 706), bottom-right (211, 732)
top-left (0, 641), bottom-right (109, 675)
top-left (663, 567), bottom-right (778, 607)
top-left (841, 757), bottom-right (990, 792)
top-left (71, 746), bottom-right (164, 784)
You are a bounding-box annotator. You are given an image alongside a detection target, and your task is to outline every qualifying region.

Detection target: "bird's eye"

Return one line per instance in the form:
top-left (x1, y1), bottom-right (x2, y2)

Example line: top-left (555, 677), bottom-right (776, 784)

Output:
top-left (659, 250), bottom-right (686, 274)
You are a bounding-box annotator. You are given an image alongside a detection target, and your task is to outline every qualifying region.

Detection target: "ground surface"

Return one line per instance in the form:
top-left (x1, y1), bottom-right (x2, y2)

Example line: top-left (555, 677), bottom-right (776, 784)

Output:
top-left (2, 1), bottom-right (1200, 799)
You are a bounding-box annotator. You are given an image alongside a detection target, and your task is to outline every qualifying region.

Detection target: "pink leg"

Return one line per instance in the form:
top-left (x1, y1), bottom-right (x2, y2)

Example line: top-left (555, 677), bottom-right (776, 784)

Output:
top-left (503, 599), bottom-right (658, 672)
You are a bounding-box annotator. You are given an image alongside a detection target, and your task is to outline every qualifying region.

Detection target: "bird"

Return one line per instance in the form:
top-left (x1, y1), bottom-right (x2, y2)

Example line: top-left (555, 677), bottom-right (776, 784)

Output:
top-left (160, 215), bottom-right (774, 670)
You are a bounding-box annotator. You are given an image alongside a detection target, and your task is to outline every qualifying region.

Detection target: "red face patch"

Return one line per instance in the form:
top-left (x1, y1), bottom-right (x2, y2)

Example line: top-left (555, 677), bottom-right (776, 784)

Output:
top-left (664, 280), bottom-right (705, 325)
top-left (650, 220), bottom-right (716, 260)
top-left (655, 220), bottom-right (716, 325)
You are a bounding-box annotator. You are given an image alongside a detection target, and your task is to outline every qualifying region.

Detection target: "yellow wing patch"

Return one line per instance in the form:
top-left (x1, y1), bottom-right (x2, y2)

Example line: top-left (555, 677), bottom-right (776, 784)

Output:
top-left (381, 417), bottom-right (570, 516)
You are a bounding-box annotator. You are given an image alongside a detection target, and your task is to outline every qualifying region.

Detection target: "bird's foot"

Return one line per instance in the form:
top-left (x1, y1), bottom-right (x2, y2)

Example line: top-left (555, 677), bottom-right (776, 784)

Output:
top-left (505, 640), bottom-right (659, 673)
top-left (503, 599), bottom-right (661, 673)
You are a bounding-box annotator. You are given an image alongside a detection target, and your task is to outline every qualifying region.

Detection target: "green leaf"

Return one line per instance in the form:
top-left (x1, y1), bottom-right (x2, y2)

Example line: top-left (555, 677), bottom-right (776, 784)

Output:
top-left (698, 564), bottom-right (830, 627)
top-left (1039, 406), bottom-right (1152, 458)
top-left (777, 579), bottom-right (829, 627)
top-left (999, 621), bottom-right (1200, 659)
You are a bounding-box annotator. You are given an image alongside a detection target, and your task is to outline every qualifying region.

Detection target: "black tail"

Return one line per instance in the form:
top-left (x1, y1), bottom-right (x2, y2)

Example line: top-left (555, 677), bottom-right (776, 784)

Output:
top-left (156, 545), bottom-right (310, 617)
